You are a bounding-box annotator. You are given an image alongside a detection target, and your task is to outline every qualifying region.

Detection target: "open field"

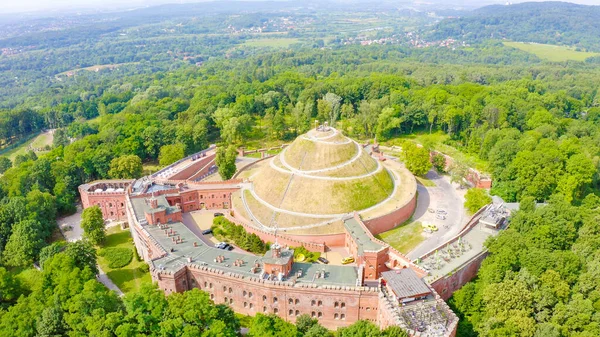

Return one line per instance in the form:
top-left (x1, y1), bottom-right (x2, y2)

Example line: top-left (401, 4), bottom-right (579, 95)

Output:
top-left (503, 42), bottom-right (599, 62)
top-left (376, 221), bottom-right (425, 254)
top-left (0, 130), bottom-right (53, 161)
top-left (243, 38), bottom-right (301, 48)
top-left (98, 227), bottom-right (151, 294)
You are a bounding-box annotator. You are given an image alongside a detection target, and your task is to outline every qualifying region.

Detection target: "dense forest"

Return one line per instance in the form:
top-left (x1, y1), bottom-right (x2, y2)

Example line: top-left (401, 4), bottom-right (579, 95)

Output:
top-left (1, 1), bottom-right (600, 336)
top-left (429, 2), bottom-right (600, 51)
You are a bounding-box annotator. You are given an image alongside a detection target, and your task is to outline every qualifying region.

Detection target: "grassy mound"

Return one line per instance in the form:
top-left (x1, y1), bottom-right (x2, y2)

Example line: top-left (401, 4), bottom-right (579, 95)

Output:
top-left (252, 164), bottom-right (394, 214)
top-left (284, 137), bottom-right (357, 171)
top-left (99, 247), bottom-right (133, 268)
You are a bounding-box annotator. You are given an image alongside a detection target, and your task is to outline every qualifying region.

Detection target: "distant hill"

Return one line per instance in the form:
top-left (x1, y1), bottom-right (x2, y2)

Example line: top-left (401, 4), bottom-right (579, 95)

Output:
top-left (428, 1), bottom-right (600, 51)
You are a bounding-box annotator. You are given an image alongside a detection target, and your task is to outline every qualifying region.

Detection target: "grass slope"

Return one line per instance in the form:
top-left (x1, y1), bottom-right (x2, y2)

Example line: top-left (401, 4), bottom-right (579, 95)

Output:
top-left (0, 131), bottom-right (53, 161)
top-left (98, 227), bottom-right (151, 294)
top-left (376, 221), bottom-right (425, 254)
top-left (504, 42), bottom-right (599, 62)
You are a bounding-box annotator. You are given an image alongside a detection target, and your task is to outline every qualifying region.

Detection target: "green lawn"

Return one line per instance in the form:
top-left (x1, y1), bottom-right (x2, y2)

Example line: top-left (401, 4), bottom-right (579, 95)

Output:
top-left (504, 42), bottom-right (599, 62)
top-left (376, 221), bottom-right (425, 254)
top-left (98, 227), bottom-right (151, 294)
top-left (243, 38), bottom-right (301, 48)
top-left (0, 131), bottom-right (53, 161)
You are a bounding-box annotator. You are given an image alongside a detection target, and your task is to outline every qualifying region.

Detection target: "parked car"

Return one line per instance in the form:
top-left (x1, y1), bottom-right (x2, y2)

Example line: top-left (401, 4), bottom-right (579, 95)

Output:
top-left (318, 257), bottom-right (330, 264)
top-left (214, 212), bottom-right (224, 217)
top-left (202, 228), bottom-right (213, 235)
top-left (226, 245), bottom-right (234, 251)
top-left (215, 242), bottom-right (226, 249)
top-left (341, 256), bottom-right (355, 265)
top-left (220, 243), bottom-right (231, 250)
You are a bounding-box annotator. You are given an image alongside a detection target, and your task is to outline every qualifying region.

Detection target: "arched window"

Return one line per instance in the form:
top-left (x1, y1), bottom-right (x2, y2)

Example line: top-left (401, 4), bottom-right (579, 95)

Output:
top-left (341, 314), bottom-right (345, 320)
top-left (295, 299), bottom-right (299, 305)
top-left (273, 308), bottom-right (278, 314)
top-left (317, 312), bottom-right (322, 318)
top-left (288, 298), bottom-right (294, 305)
top-left (311, 300), bottom-right (316, 306)
top-left (334, 313), bottom-right (339, 320)
top-left (263, 306), bottom-right (267, 313)
top-left (334, 301), bottom-right (339, 308)
top-left (341, 302), bottom-right (346, 308)
top-left (317, 300), bottom-right (322, 306)
top-left (228, 287), bottom-right (233, 294)
top-left (289, 309), bottom-right (294, 316)
top-left (273, 297), bottom-right (278, 304)
top-left (295, 310), bottom-right (299, 316)
top-left (263, 295), bottom-right (267, 301)
top-left (249, 292), bottom-right (253, 298)
top-left (311, 311), bottom-right (316, 318)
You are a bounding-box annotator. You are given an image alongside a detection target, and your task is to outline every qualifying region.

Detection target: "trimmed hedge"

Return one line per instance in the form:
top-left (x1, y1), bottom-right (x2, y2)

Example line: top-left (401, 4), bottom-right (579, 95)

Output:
top-left (99, 247), bottom-right (133, 268)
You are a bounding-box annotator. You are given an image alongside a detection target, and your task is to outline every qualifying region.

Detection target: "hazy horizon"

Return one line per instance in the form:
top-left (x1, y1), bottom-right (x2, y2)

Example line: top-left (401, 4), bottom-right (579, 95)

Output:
top-left (2, 0), bottom-right (600, 15)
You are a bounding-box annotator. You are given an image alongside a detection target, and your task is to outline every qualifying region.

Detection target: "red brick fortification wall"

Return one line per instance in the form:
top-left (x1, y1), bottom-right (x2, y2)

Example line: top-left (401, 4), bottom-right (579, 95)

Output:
top-left (431, 251), bottom-right (488, 301)
top-left (363, 193), bottom-right (417, 236)
top-left (432, 150), bottom-right (492, 189)
top-left (154, 265), bottom-right (381, 330)
top-left (79, 180), bottom-right (131, 221)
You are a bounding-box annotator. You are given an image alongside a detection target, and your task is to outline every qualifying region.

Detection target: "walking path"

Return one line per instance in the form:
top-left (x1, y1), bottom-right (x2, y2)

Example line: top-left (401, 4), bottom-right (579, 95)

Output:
top-left (97, 266), bottom-right (124, 296)
top-left (56, 204), bottom-right (126, 295)
top-left (273, 146), bottom-right (383, 180)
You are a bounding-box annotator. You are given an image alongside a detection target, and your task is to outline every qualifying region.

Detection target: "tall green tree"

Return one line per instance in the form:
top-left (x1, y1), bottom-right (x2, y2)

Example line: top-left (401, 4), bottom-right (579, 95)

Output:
top-left (108, 154), bottom-right (143, 179)
top-left (80, 206), bottom-right (105, 245)
top-left (159, 143), bottom-right (186, 167)
top-left (2, 219), bottom-right (45, 267)
top-left (464, 188), bottom-right (492, 213)
top-left (216, 145), bottom-right (237, 180)
top-left (400, 141), bottom-right (432, 176)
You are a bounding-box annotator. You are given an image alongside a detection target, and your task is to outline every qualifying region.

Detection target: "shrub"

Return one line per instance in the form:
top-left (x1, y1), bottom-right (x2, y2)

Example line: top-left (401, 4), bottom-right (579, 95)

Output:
top-left (138, 263), bottom-right (150, 273)
top-left (99, 247), bottom-right (133, 268)
top-left (292, 246), bottom-right (321, 263)
top-left (212, 217), bottom-right (267, 254)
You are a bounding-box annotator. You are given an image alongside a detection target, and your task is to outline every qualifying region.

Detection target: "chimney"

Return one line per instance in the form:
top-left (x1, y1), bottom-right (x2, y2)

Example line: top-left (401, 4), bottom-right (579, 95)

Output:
top-left (271, 243), bottom-right (281, 258)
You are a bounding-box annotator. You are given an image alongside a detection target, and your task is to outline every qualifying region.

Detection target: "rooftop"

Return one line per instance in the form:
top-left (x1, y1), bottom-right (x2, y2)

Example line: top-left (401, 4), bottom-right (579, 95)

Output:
top-left (343, 217), bottom-right (384, 254)
top-left (263, 246), bottom-right (294, 265)
top-left (418, 223), bottom-right (501, 284)
top-left (382, 269), bottom-right (431, 299)
top-left (147, 221), bottom-right (360, 287)
top-left (130, 195), bottom-right (180, 221)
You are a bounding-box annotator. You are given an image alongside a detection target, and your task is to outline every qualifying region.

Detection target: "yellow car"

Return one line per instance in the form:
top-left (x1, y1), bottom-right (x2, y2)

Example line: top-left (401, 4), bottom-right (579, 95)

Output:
top-left (341, 256), bottom-right (355, 265)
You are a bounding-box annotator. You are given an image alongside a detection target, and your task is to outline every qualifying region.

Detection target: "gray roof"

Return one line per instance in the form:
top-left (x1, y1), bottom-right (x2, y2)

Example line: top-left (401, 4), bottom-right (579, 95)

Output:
top-left (263, 248), bottom-right (294, 265)
top-left (343, 218), bottom-right (383, 254)
top-left (130, 195), bottom-right (180, 222)
top-left (382, 269), bottom-right (431, 299)
top-left (146, 220), bottom-right (360, 287)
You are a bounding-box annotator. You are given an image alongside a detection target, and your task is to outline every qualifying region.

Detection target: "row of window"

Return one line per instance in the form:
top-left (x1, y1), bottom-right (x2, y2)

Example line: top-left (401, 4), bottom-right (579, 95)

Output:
top-left (96, 202), bottom-right (125, 208)
top-left (186, 194), bottom-right (229, 201)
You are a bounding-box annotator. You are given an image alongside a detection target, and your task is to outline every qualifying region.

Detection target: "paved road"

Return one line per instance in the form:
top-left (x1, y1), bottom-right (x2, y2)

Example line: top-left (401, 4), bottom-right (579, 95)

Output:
top-left (406, 170), bottom-right (468, 260)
